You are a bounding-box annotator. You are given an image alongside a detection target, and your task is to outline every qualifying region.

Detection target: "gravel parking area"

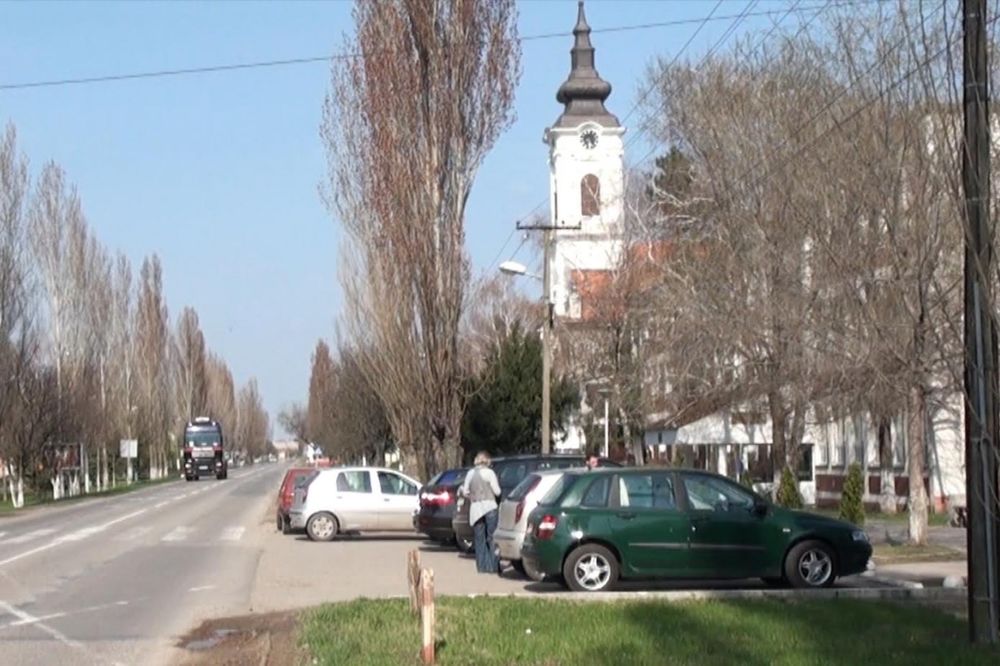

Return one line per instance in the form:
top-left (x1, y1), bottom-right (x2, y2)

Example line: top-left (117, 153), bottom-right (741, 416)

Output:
top-left (248, 523), bottom-right (891, 614)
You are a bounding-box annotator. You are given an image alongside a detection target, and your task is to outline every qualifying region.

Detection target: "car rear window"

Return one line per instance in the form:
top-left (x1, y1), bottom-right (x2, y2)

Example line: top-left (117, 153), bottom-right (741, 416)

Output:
top-left (536, 473), bottom-right (578, 507)
top-left (507, 473), bottom-right (543, 502)
top-left (431, 469), bottom-right (466, 486)
top-left (497, 463), bottom-right (529, 491)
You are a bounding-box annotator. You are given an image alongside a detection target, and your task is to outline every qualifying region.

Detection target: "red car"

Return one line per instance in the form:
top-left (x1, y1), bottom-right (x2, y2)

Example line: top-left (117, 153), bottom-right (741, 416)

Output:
top-left (276, 467), bottom-right (318, 534)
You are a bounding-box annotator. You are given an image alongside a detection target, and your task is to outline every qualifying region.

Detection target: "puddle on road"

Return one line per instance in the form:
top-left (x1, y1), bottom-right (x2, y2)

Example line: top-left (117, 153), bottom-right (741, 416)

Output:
top-left (183, 628), bottom-right (241, 651)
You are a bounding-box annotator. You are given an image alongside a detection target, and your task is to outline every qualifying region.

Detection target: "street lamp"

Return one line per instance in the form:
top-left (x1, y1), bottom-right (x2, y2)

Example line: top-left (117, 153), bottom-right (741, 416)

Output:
top-left (499, 254), bottom-right (553, 455)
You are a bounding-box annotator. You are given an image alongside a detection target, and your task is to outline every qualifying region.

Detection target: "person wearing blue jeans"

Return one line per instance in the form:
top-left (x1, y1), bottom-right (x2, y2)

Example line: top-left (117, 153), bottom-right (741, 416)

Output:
top-left (461, 451), bottom-right (501, 574)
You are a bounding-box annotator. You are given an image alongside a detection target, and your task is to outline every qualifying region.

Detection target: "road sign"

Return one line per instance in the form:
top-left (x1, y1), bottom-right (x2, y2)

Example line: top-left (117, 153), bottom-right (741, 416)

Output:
top-left (120, 439), bottom-right (138, 458)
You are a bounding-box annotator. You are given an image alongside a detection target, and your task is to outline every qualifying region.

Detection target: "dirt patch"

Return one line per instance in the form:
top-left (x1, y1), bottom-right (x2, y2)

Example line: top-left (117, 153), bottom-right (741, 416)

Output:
top-left (175, 609), bottom-right (307, 666)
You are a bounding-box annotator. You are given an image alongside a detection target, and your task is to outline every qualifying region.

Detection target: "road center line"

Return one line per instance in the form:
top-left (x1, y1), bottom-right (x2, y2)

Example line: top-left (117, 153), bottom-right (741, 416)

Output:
top-left (0, 509), bottom-right (147, 568)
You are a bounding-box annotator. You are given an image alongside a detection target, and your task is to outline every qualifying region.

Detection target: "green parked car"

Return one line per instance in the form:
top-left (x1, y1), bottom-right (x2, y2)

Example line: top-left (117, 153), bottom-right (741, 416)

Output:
top-left (521, 467), bottom-right (872, 592)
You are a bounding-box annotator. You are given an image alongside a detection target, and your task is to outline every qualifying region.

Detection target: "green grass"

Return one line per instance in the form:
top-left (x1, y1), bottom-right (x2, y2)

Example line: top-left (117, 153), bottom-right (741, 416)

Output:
top-left (0, 476), bottom-right (178, 515)
top-left (300, 597), bottom-right (998, 665)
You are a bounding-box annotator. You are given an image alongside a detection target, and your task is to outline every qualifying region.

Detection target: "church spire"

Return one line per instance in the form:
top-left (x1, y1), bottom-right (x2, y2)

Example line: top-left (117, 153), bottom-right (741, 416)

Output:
top-left (554, 1), bottom-right (618, 128)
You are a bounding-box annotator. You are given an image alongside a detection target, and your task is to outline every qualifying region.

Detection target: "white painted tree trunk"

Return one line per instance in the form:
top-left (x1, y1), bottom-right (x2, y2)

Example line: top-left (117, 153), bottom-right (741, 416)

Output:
top-left (14, 475), bottom-right (24, 509)
top-left (51, 475), bottom-right (62, 501)
top-left (126, 457), bottom-right (133, 485)
top-left (907, 385), bottom-right (929, 545)
top-left (83, 448), bottom-right (91, 495)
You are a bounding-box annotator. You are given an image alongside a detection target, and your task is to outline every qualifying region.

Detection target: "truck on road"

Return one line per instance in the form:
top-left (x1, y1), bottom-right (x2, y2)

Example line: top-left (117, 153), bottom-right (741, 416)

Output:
top-left (182, 417), bottom-right (228, 481)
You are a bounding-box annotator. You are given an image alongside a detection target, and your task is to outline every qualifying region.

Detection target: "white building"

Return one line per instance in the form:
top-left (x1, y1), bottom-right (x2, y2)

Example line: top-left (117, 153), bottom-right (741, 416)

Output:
top-left (544, 2), bottom-right (623, 321)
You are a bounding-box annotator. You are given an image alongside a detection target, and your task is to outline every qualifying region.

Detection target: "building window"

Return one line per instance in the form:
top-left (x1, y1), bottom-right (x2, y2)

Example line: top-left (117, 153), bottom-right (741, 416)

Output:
top-left (581, 174), bottom-right (600, 216)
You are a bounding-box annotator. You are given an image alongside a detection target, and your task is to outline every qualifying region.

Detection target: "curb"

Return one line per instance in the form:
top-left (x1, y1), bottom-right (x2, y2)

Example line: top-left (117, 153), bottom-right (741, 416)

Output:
top-left (859, 571), bottom-right (925, 589)
top-left (457, 586), bottom-right (966, 603)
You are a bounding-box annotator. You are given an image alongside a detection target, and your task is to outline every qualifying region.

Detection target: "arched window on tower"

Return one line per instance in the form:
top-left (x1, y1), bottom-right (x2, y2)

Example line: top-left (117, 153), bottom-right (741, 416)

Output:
top-left (581, 174), bottom-right (601, 216)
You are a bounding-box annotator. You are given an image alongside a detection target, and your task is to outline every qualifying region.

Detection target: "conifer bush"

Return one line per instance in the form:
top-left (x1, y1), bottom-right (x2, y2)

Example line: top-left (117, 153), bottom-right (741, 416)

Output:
top-left (839, 462), bottom-right (866, 526)
top-left (776, 466), bottom-right (803, 509)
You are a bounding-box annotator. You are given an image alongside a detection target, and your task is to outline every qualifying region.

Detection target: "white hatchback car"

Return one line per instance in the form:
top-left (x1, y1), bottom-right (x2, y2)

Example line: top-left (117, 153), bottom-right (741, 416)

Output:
top-left (494, 469), bottom-right (574, 575)
top-left (290, 467), bottom-right (422, 541)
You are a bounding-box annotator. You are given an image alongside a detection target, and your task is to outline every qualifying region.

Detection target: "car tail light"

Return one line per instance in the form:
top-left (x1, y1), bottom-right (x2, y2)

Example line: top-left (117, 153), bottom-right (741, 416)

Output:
top-left (535, 514), bottom-right (559, 540)
top-left (420, 490), bottom-right (453, 506)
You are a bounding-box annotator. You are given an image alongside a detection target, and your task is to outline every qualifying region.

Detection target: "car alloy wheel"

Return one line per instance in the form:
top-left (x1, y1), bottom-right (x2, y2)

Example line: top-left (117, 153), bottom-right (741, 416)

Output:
top-left (563, 544), bottom-right (619, 592)
top-left (784, 539), bottom-right (837, 588)
top-left (798, 548), bottom-right (833, 586)
top-left (306, 512), bottom-right (338, 542)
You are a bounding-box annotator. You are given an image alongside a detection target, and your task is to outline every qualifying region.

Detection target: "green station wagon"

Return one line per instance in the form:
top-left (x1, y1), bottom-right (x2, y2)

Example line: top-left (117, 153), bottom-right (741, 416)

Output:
top-left (521, 468), bottom-right (872, 592)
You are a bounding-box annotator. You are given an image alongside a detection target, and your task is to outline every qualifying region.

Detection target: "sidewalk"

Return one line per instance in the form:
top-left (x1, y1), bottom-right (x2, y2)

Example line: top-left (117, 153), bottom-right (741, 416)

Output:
top-left (872, 559), bottom-right (968, 587)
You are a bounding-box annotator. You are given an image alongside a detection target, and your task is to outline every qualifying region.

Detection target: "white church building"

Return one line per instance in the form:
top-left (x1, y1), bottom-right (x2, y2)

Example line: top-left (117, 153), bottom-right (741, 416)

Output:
top-left (538, 2), bottom-right (966, 514)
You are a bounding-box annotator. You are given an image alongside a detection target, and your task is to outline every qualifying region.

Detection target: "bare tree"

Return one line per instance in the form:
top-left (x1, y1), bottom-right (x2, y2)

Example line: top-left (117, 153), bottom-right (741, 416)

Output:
top-left (324, 0), bottom-right (521, 477)
top-left (235, 379), bottom-right (269, 461)
top-left (205, 352), bottom-right (237, 439)
top-left (174, 307), bottom-right (208, 421)
top-left (135, 255), bottom-right (172, 480)
top-left (306, 339), bottom-right (336, 455)
top-left (277, 403), bottom-right (309, 443)
top-left (0, 124), bottom-right (41, 507)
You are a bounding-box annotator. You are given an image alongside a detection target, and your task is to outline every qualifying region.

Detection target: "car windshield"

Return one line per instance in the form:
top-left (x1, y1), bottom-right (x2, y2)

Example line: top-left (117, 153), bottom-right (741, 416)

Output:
top-left (186, 431), bottom-right (219, 447)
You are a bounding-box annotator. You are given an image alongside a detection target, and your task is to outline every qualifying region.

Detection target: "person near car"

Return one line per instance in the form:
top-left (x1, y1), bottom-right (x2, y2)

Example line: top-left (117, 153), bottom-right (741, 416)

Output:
top-left (461, 451), bottom-right (501, 574)
top-left (585, 453), bottom-right (599, 470)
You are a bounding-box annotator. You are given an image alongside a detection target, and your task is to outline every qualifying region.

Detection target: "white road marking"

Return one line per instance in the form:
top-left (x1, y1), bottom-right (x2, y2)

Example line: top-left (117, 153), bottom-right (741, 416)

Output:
top-left (0, 599), bottom-right (130, 629)
top-left (56, 526), bottom-right (106, 543)
top-left (0, 600), bottom-right (83, 648)
top-left (153, 501), bottom-right (169, 509)
top-left (0, 509), bottom-right (147, 568)
top-left (187, 585), bottom-right (216, 592)
top-left (219, 526), bottom-right (245, 542)
top-left (4, 528), bottom-right (56, 545)
top-left (0, 531), bottom-right (6, 541)
top-left (114, 526), bottom-right (152, 542)
top-left (161, 526), bottom-right (193, 542)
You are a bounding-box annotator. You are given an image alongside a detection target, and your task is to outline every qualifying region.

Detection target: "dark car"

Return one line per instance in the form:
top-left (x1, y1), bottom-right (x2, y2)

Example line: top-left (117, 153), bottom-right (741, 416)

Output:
top-left (452, 454), bottom-right (621, 553)
top-left (276, 467), bottom-right (319, 534)
top-left (415, 467), bottom-right (469, 548)
top-left (521, 467), bottom-right (872, 592)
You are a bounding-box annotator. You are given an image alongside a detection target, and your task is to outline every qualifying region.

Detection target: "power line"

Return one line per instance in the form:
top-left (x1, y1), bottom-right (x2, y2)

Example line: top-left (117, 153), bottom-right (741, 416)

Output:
top-left (0, 6), bottom-right (846, 92)
top-left (631, 0), bottom-right (836, 168)
top-left (736, 5), bottom-right (948, 192)
top-left (618, 0), bottom-right (725, 129)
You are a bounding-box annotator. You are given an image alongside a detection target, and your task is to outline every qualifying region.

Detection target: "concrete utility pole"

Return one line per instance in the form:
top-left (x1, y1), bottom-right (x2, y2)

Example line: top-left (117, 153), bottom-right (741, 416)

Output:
top-left (962, 0), bottom-right (1000, 643)
top-left (541, 228), bottom-right (553, 455)
top-left (512, 219), bottom-right (581, 455)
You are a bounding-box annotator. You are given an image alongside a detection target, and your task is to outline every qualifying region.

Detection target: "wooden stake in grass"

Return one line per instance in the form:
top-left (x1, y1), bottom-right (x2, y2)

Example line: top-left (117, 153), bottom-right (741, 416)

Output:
top-left (407, 550), bottom-right (421, 614)
top-left (419, 568), bottom-right (435, 665)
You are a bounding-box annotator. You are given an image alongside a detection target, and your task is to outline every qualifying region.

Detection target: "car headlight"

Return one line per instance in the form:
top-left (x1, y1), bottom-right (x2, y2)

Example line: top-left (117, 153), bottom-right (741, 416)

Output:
top-left (851, 530), bottom-right (869, 543)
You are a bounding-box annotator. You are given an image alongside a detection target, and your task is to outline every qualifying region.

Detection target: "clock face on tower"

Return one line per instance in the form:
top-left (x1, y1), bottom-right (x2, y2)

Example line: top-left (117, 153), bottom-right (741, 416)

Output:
top-left (580, 129), bottom-right (598, 150)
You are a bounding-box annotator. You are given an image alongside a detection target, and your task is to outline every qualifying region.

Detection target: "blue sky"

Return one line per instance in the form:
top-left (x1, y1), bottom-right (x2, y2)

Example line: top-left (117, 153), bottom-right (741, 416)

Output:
top-left (0, 0), bottom-right (799, 433)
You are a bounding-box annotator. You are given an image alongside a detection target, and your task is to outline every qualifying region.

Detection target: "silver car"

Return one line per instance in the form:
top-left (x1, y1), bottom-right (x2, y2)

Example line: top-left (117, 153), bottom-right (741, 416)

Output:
top-left (494, 469), bottom-right (573, 575)
top-left (289, 466), bottom-right (422, 541)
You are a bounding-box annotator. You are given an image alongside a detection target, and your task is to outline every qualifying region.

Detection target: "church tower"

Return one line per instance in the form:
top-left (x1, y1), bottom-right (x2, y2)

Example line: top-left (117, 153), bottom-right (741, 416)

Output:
top-left (544, 1), bottom-right (625, 319)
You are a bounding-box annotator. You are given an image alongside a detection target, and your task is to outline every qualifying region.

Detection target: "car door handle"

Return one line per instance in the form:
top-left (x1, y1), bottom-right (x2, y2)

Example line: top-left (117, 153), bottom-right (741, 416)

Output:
top-left (617, 512), bottom-right (636, 520)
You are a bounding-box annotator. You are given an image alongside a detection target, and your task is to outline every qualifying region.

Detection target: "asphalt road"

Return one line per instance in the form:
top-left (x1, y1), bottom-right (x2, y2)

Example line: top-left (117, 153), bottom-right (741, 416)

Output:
top-left (0, 463), bottom-right (287, 666)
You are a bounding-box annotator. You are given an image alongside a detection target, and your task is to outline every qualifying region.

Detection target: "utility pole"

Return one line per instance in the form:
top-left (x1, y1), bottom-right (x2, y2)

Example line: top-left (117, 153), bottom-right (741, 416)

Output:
top-left (517, 220), bottom-right (581, 455)
top-left (962, 0), bottom-right (1000, 643)
top-left (541, 228), bottom-right (552, 455)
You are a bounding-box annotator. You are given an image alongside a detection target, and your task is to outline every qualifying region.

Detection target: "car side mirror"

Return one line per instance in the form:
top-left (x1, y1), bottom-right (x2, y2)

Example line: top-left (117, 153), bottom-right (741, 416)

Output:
top-left (752, 500), bottom-right (769, 517)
